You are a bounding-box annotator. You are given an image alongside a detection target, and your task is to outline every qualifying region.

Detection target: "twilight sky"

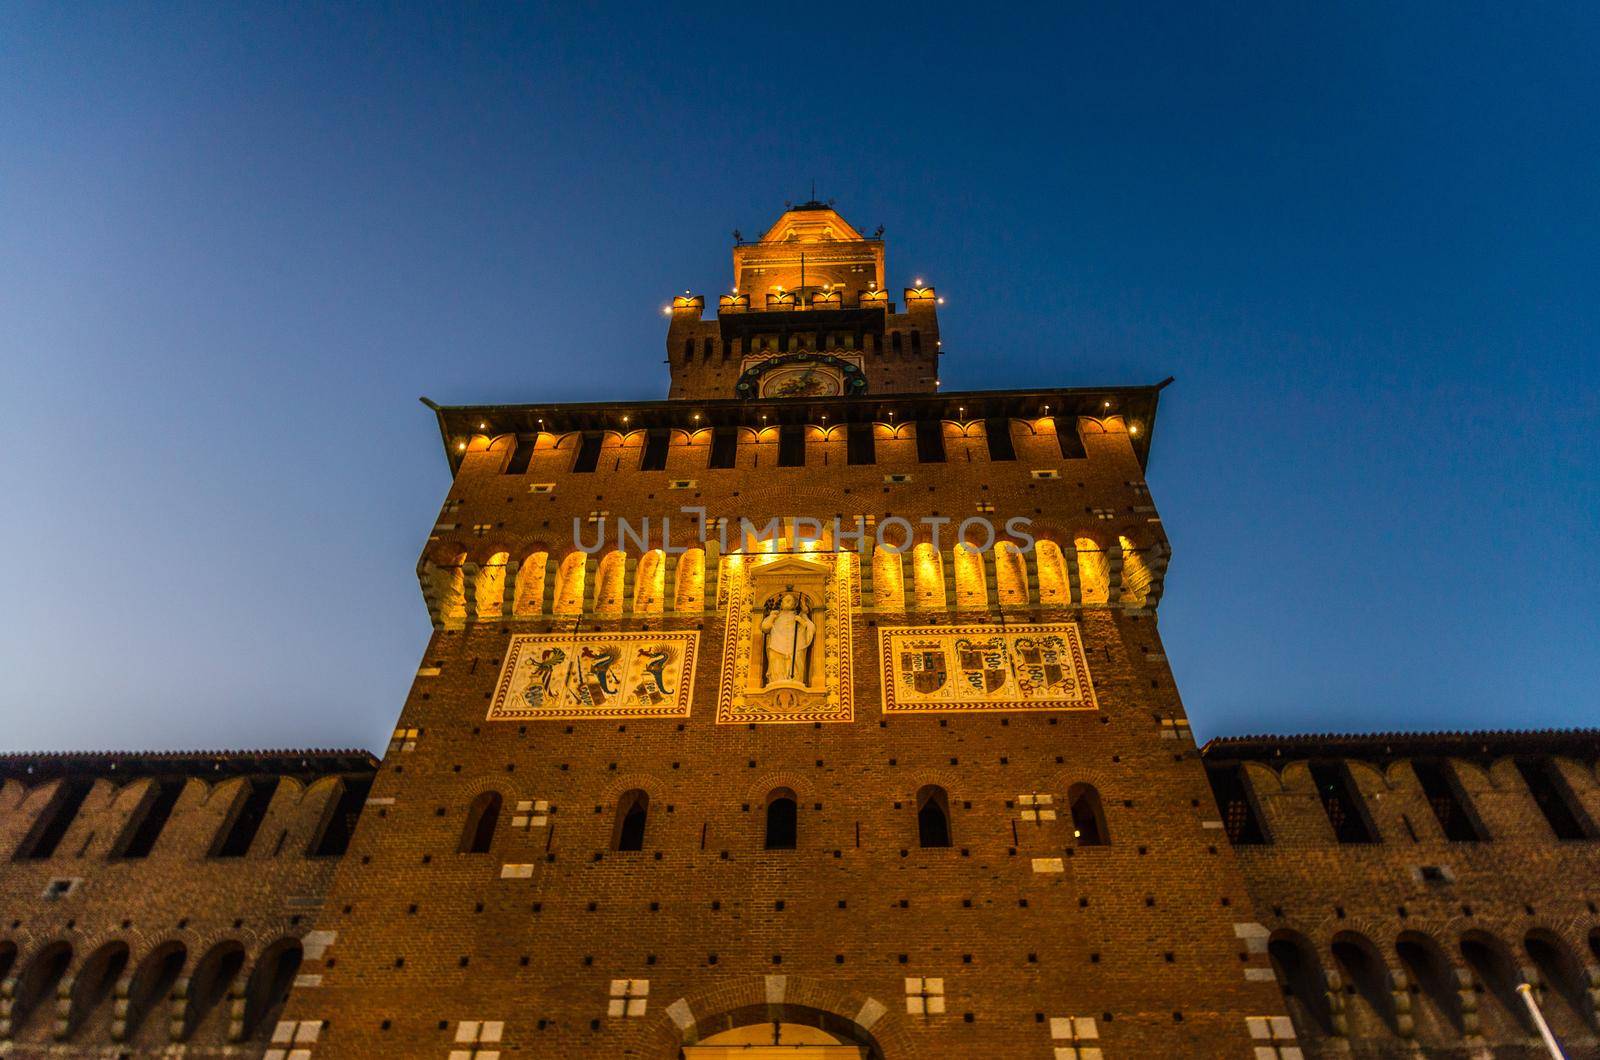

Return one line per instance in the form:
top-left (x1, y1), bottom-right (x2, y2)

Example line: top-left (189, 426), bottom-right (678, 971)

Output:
top-left (2, 4), bottom-right (1596, 752)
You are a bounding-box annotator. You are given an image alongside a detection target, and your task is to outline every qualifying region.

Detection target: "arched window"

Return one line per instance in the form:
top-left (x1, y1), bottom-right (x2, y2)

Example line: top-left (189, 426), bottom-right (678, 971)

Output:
top-left (1268, 932), bottom-right (1334, 1038)
top-left (1461, 934), bottom-right (1535, 1037)
top-left (765, 789), bottom-right (798, 850)
top-left (242, 939), bottom-right (302, 1041)
top-left (459, 791), bottom-right (502, 854)
top-left (66, 941), bottom-right (128, 1038)
top-left (1395, 932), bottom-right (1465, 1040)
top-left (1524, 932), bottom-right (1590, 1042)
top-left (1068, 783), bottom-right (1109, 845)
top-left (124, 942), bottom-right (185, 1040)
top-left (10, 942), bottom-right (72, 1035)
top-left (182, 942), bottom-right (244, 1040)
top-left (309, 776), bottom-right (372, 857)
top-left (1331, 933), bottom-right (1400, 1039)
top-left (910, 329), bottom-right (922, 356)
top-left (682, 338), bottom-right (693, 360)
top-left (917, 785), bottom-right (952, 848)
top-left (614, 790), bottom-right (648, 852)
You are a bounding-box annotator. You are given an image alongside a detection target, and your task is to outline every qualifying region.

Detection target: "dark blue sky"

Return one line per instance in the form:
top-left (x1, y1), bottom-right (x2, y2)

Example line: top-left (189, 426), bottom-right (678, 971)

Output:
top-left (2, 4), bottom-right (1595, 751)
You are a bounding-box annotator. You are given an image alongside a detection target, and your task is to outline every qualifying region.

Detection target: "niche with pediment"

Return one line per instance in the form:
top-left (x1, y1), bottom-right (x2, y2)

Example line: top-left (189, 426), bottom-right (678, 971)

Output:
top-left (717, 552), bottom-right (854, 725)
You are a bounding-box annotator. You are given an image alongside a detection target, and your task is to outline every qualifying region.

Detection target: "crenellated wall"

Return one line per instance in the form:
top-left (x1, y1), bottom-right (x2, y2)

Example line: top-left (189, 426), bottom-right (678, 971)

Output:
top-left (1203, 734), bottom-right (1600, 1059)
top-left (0, 752), bottom-right (375, 1058)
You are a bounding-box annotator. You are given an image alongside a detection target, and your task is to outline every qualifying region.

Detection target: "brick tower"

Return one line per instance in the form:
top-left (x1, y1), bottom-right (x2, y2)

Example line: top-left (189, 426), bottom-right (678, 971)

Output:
top-left (274, 202), bottom-right (1295, 1058)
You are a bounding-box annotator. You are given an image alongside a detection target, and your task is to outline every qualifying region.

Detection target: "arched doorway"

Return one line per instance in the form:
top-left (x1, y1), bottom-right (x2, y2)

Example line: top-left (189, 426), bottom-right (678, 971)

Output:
top-left (686, 1021), bottom-right (864, 1058)
top-left (682, 1002), bottom-right (884, 1059)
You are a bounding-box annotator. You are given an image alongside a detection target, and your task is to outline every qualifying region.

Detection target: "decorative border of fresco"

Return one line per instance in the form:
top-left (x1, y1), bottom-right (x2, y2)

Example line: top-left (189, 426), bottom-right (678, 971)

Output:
top-left (716, 552), bottom-right (856, 725)
top-left (487, 631), bottom-right (698, 721)
top-left (878, 623), bottom-right (1098, 714)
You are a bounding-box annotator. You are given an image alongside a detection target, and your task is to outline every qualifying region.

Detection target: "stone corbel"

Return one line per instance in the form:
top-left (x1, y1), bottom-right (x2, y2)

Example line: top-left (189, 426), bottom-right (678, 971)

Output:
top-left (1386, 965), bottom-right (1415, 1040)
top-left (109, 972), bottom-right (133, 1040)
top-left (417, 560), bottom-right (445, 630)
top-left (1325, 968), bottom-right (1348, 1037)
top-left (1062, 547), bottom-right (1083, 606)
top-left (1142, 541), bottom-right (1171, 608)
top-left (49, 971), bottom-right (72, 1039)
top-left (1453, 964), bottom-right (1480, 1038)
top-left (461, 562), bottom-right (482, 623)
top-left (167, 974), bottom-right (190, 1040)
top-left (0, 974), bottom-right (16, 1038)
top-left (224, 969), bottom-right (248, 1041)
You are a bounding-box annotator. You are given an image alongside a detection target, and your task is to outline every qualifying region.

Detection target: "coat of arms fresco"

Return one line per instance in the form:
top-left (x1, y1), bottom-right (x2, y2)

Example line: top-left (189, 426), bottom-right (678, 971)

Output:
top-left (487, 631), bottom-right (698, 721)
top-left (879, 624), bottom-right (1097, 714)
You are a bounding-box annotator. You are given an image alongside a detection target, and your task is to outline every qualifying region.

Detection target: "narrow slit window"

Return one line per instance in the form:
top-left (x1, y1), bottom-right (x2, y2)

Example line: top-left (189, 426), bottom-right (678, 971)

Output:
top-left (765, 790), bottom-right (798, 850)
top-left (917, 785), bottom-right (952, 848)
top-left (915, 419), bottom-right (946, 463)
top-left (614, 790), bottom-right (648, 852)
top-left (459, 791), bottom-right (502, 854)
top-left (1068, 783), bottom-right (1109, 846)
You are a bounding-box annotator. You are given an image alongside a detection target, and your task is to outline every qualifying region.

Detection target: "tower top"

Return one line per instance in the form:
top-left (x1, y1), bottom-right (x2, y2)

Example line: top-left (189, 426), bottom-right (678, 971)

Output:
top-left (734, 202), bottom-right (884, 296)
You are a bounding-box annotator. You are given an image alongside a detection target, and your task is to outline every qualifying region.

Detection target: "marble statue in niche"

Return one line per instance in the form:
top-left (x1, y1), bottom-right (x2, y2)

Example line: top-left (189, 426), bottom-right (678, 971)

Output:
top-left (760, 589), bottom-right (816, 688)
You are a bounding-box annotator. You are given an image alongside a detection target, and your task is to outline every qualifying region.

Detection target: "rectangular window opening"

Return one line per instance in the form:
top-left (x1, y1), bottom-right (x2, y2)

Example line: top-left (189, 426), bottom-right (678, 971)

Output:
top-left (572, 433), bottom-right (604, 474)
top-left (1516, 758), bottom-right (1596, 840)
top-left (1057, 420), bottom-right (1088, 459)
top-left (708, 427), bottom-right (739, 469)
top-left (847, 422), bottom-right (876, 466)
top-left (16, 779), bottom-right (93, 861)
top-left (115, 778), bottom-right (185, 859)
top-left (504, 437), bottom-right (536, 475)
top-left (639, 429), bottom-right (671, 472)
top-left (778, 425), bottom-right (806, 468)
top-left (310, 776), bottom-right (374, 857)
top-left (1205, 765), bottom-right (1267, 844)
top-left (1411, 760), bottom-right (1486, 842)
top-left (212, 777), bottom-right (281, 858)
top-left (915, 419), bottom-right (946, 463)
top-left (984, 418), bottom-right (1016, 461)
top-left (1308, 761), bottom-right (1379, 844)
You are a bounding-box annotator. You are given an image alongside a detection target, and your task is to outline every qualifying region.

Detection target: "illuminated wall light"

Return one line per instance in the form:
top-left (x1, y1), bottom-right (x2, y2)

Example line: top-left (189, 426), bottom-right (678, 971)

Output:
top-left (1129, 423), bottom-right (1140, 436)
top-left (914, 277), bottom-right (923, 286)
top-left (457, 441), bottom-right (467, 452)
top-left (937, 297), bottom-right (944, 305)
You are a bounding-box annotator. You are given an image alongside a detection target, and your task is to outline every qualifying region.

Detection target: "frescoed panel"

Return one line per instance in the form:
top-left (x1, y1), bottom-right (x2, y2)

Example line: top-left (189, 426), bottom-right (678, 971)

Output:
top-left (878, 624), bottom-right (1097, 714)
top-left (488, 632), bottom-right (698, 721)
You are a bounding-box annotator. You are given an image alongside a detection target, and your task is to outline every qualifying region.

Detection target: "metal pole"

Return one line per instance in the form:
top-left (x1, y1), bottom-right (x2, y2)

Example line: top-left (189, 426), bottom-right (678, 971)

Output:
top-left (1517, 982), bottom-right (1566, 1059)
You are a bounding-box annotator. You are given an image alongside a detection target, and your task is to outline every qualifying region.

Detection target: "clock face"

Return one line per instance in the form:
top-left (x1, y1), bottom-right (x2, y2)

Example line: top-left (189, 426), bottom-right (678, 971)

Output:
top-left (760, 364), bottom-right (844, 398)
